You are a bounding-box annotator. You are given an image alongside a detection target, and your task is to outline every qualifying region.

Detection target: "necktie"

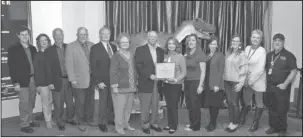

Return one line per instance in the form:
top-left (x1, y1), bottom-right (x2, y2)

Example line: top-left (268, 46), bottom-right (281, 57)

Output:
top-left (82, 44), bottom-right (89, 60)
top-left (107, 43), bottom-right (113, 58)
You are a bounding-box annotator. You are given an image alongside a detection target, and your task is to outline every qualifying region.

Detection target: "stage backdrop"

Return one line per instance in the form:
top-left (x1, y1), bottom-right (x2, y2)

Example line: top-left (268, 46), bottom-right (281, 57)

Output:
top-left (1, 1), bottom-right (31, 100)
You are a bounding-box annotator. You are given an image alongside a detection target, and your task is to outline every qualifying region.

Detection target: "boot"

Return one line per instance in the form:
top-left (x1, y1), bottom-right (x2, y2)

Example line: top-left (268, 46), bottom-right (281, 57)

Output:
top-left (239, 106), bottom-right (250, 125)
top-left (249, 107), bottom-right (263, 132)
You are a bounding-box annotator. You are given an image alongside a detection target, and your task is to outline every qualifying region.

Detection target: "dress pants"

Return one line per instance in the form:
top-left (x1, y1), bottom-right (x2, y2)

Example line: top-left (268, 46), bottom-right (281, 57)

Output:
top-left (52, 78), bottom-right (75, 125)
top-left (98, 87), bottom-right (114, 125)
top-left (37, 86), bottom-right (53, 122)
top-left (111, 92), bottom-right (134, 131)
top-left (163, 83), bottom-right (182, 130)
top-left (73, 78), bottom-right (95, 124)
top-left (139, 81), bottom-right (160, 129)
top-left (224, 81), bottom-right (241, 124)
top-left (18, 76), bottom-right (37, 128)
top-left (184, 80), bottom-right (202, 130)
top-left (266, 85), bottom-right (291, 131)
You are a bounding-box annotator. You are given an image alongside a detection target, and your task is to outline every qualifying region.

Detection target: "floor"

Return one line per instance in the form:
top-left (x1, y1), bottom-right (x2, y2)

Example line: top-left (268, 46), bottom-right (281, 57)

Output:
top-left (1, 108), bottom-right (302, 136)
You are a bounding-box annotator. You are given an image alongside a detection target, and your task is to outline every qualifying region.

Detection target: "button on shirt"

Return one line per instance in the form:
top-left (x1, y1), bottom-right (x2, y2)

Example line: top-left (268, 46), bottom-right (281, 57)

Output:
top-left (148, 44), bottom-right (157, 64)
top-left (55, 44), bottom-right (67, 77)
top-left (23, 45), bottom-right (34, 75)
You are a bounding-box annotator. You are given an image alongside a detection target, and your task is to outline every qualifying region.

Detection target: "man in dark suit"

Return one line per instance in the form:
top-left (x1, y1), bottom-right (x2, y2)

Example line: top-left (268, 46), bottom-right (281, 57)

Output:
top-left (45, 28), bottom-right (77, 131)
top-left (7, 26), bottom-right (40, 133)
top-left (134, 31), bottom-right (164, 134)
top-left (65, 27), bottom-right (96, 131)
top-left (90, 26), bottom-right (117, 132)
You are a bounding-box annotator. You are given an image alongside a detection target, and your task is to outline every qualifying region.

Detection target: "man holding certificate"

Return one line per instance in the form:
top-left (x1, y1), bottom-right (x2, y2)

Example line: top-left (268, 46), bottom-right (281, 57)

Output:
top-left (134, 31), bottom-right (164, 134)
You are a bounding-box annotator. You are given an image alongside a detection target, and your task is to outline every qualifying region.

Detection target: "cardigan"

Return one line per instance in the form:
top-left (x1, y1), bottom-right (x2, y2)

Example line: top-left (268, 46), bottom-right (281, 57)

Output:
top-left (224, 51), bottom-right (248, 86)
top-left (204, 52), bottom-right (225, 90)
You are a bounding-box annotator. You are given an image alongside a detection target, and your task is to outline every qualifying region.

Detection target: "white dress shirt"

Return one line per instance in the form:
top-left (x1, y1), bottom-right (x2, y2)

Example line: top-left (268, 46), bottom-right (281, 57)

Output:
top-left (101, 41), bottom-right (114, 56)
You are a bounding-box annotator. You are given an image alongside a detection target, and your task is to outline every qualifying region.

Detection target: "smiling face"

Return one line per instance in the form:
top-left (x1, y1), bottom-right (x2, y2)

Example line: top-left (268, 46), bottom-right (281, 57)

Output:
top-left (167, 39), bottom-right (177, 52)
top-left (53, 29), bottom-right (64, 45)
top-left (187, 35), bottom-right (197, 49)
top-left (272, 38), bottom-right (284, 52)
top-left (147, 31), bottom-right (158, 46)
top-left (17, 30), bottom-right (30, 44)
top-left (209, 39), bottom-right (218, 53)
top-left (250, 32), bottom-right (262, 46)
top-left (119, 36), bottom-right (130, 50)
top-left (39, 36), bottom-right (49, 50)
top-left (100, 28), bottom-right (111, 42)
top-left (231, 36), bottom-right (241, 50)
top-left (77, 28), bottom-right (88, 44)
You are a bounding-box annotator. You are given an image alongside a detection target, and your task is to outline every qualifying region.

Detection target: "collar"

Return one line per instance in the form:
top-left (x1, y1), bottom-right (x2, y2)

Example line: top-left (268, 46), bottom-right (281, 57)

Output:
top-left (273, 48), bottom-right (285, 56)
top-left (147, 43), bottom-right (157, 50)
top-left (101, 41), bottom-right (109, 47)
top-left (20, 41), bottom-right (29, 49)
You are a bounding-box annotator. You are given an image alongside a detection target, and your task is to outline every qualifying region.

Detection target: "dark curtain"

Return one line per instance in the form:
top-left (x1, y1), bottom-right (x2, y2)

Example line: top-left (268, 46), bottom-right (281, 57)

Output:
top-left (106, 1), bottom-right (272, 54)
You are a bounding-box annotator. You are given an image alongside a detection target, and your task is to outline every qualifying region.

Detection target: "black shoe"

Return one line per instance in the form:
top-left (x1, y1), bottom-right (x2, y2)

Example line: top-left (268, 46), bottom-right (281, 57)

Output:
top-left (150, 125), bottom-right (162, 132)
top-left (108, 121), bottom-right (115, 126)
top-left (265, 128), bottom-right (279, 134)
top-left (248, 121), bottom-right (259, 132)
top-left (66, 120), bottom-right (77, 125)
top-left (205, 123), bottom-right (216, 132)
top-left (169, 129), bottom-right (176, 134)
top-left (163, 126), bottom-right (170, 130)
top-left (58, 125), bottom-right (65, 131)
top-left (98, 124), bottom-right (108, 132)
top-left (20, 126), bottom-right (34, 133)
top-left (278, 130), bottom-right (287, 136)
top-left (249, 107), bottom-right (263, 132)
top-left (29, 122), bottom-right (40, 127)
top-left (142, 128), bottom-right (150, 134)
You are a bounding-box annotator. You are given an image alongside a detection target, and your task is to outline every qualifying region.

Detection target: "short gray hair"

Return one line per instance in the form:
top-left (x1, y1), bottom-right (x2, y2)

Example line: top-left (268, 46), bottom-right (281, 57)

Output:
top-left (251, 29), bottom-right (263, 38)
top-left (52, 28), bottom-right (63, 38)
top-left (77, 27), bottom-right (88, 34)
top-left (99, 26), bottom-right (111, 34)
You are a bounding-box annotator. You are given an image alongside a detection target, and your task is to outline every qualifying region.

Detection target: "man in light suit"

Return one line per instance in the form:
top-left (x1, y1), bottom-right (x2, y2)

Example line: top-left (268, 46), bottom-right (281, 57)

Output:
top-left (65, 27), bottom-right (96, 130)
top-left (90, 26), bottom-right (117, 132)
top-left (135, 31), bottom-right (164, 134)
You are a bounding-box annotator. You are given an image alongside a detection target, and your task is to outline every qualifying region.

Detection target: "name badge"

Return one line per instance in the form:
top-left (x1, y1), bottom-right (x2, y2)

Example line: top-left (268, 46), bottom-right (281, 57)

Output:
top-left (268, 68), bottom-right (272, 75)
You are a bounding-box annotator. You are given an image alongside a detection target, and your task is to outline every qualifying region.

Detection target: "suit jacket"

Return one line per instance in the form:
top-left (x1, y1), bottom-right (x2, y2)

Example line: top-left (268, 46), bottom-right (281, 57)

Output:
top-left (134, 44), bottom-right (164, 93)
top-left (45, 43), bottom-right (67, 91)
top-left (90, 42), bottom-right (117, 86)
top-left (7, 42), bottom-right (37, 87)
top-left (65, 40), bottom-right (94, 89)
top-left (207, 52), bottom-right (225, 90)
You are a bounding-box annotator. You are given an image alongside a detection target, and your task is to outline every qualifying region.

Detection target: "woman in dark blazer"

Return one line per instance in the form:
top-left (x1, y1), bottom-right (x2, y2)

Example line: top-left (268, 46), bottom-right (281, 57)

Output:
top-left (110, 33), bottom-right (137, 135)
top-left (203, 36), bottom-right (225, 132)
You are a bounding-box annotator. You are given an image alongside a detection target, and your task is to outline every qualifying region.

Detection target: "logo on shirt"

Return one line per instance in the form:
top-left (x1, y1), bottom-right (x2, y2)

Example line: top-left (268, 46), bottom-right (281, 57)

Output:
top-left (280, 56), bottom-right (286, 60)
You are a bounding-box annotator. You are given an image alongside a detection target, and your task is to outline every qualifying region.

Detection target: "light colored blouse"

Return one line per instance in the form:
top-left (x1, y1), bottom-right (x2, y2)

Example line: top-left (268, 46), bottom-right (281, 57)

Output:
top-left (245, 45), bottom-right (267, 92)
top-left (224, 52), bottom-right (248, 86)
top-left (164, 53), bottom-right (187, 84)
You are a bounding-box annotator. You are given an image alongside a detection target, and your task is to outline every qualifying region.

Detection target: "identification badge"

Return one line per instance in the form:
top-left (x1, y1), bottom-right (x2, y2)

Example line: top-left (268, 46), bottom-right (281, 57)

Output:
top-left (268, 68), bottom-right (272, 75)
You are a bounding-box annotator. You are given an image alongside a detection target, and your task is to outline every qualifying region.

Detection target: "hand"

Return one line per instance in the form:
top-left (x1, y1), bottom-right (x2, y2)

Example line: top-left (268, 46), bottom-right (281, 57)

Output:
top-left (98, 82), bottom-right (107, 89)
top-left (112, 87), bottom-right (119, 94)
top-left (150, 74), bottom-right (157, 81)
top-left (14, 83), bottom-right (20, 92)
top-left (37, 86), bottom-right (41, 95)
top-left (167, 78), bottom-right (177, 83)
top-left (197, 85), bottom-right (203, 94)
top-left (48, 84), bottom-right (55, 90)
top-left (234, 83), bottom-right (243, 92)
top-left (214, 86), bottom-right (220, 92)
top-left (71, 81), bottom-right (78, 88)
top-left (277, 83), bottom-right (287, 90)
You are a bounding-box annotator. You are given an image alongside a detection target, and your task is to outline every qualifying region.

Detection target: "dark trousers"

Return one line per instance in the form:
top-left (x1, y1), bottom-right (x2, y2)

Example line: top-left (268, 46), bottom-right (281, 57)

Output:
top-left (73, 80), bottom-right (95, 124)
top-left (52, 78), bottom-right (75, 125)
top-left (224, 81), bottom-right (241, 124)
top-left (18, 77), bottom-right (37, 128)
top-left (97, 87), bottom-right (114, 125)
top-left (265, 85), bottom-right (290, 131)
top-left (184, 80), bottom-right (202, 130)
top-left (163, 83), bottom-right (182, 130)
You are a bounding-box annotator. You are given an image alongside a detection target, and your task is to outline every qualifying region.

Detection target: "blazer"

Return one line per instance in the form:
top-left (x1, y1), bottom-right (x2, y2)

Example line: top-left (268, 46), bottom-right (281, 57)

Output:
top-left (7, 42), bottom-right (37, 87)
top-left (45, 43), bottom-right (67, 91)
top-left (206, 52), bottom-right (225, 90)
top-left (90, 42), bottom-right (117, 86)
top-left (65, 40), bottom-right (95, 89)
top-left (135, 44), bottom-right (165, 93)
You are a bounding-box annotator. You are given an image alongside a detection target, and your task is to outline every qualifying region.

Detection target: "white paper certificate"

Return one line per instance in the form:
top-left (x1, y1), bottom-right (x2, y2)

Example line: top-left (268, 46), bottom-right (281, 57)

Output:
top-left (155, 63), bottom-right (175, 79)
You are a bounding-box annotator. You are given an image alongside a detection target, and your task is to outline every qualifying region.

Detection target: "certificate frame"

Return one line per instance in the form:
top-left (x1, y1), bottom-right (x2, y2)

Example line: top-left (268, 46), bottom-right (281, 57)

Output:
top-left (155, 63), bottom-right (175, 79)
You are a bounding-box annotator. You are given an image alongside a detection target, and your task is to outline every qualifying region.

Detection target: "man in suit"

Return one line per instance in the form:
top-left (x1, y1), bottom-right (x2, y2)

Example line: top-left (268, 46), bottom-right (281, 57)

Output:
top-left (90, 26), bottom-right (117, 132)
top-left (65, 27), bottom-right (96, 130)
top-left (7, 26), bottom-right (40, 133)
top-left (45, 28), bottom-right (77, 131)
top-left (134, 31), bottom-right (164, 134)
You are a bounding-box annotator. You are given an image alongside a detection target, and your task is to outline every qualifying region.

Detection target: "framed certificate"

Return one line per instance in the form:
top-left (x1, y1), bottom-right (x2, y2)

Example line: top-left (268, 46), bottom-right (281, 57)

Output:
top-left (155, 63), bottom-right (175, 79)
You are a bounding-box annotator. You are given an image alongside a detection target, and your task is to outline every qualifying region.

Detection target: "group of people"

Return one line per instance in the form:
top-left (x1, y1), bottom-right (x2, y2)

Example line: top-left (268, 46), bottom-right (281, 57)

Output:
top-left (8, 25), bottom-right (298, 136)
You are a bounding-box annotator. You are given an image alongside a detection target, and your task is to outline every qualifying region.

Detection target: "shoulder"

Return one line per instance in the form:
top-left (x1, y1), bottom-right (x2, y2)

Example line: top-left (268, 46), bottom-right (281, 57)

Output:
top-left (45, 46), bottom-right (54, 53)
top-left (87, 41), bottom-right (95, 46)
top-left (283, 49), bottom-right (296, 60)
top-left (91, 42), bottom-right (100, 49)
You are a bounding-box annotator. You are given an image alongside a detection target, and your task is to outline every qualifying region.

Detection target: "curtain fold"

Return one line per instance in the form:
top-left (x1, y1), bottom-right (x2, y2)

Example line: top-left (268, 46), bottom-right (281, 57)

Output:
top-left (106, 1), bottom-right (272, 54)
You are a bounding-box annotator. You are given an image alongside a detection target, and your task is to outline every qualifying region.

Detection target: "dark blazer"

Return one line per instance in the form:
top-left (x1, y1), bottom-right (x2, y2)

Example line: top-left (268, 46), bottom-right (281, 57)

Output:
top-left (90, 42), bottom-right (117, 86)
top-left (134, 44), bottom-right (165, 93)
top-left (207, 52), bottom-right (225, 90)
top-left (45, 44), bottom-right (67, 92)
top-left (7, 42), bottom-right (37, 87)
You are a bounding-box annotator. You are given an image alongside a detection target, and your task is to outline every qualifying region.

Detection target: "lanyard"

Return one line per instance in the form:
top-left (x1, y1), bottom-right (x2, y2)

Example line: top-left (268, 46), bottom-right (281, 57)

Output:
top-left (247, 46), bottom-right (259, 60)
top-left (270, 53), bottom-right (281, 67)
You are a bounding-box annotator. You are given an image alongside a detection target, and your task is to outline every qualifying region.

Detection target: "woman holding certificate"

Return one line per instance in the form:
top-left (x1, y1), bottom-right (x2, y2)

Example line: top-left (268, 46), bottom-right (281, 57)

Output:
top-left (183, 34), bottom-right (207, 131)
top-left (202, 36), bottom-right (225, 132)
top-left (110, 33), bottom-right (137, 135)
top-left (162, 37), bottom-right (187, 134)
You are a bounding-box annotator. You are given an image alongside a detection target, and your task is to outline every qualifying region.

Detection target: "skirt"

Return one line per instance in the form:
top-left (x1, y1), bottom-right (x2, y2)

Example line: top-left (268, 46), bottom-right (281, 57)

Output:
top-left (202, 90), bottom-right (225, 108)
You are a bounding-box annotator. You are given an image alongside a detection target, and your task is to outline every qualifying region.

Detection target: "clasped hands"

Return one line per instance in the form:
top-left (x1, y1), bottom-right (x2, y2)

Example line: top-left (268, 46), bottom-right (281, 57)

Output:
top-left (150, 74), bottom-right (177, 83)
